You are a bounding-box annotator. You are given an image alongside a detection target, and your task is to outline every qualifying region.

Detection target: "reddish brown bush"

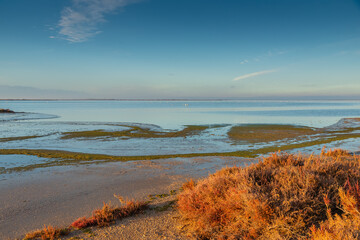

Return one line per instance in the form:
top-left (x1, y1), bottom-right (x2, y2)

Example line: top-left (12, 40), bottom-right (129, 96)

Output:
top-left (309, 183), bottom-right (360, 239)
top-left (321, 147), bottom-right (351, 157)
top-left (177, 149), bottom-right (360, 239)
top-left (24, 197), bottom-right (148, 239)
top-left (70, 200), bottom-right (148, 229)
top-left (182, 179), bottom-right (196, 191)
top-left (24, 225), bottom-right (69, 240)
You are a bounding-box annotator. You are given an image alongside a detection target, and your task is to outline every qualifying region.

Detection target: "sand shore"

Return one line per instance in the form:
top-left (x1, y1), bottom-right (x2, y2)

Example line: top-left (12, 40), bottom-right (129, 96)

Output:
top-left (0, 156), bottom-right (254, 239)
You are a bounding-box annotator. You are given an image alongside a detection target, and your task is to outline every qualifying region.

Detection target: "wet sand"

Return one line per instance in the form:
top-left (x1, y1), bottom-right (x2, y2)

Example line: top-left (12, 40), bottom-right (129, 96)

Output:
top-left (0, 156), bottom-right (254, 239)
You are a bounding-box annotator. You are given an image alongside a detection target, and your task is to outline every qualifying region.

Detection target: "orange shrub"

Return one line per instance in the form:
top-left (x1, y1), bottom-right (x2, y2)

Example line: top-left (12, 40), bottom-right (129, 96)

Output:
top-left (24, 225), bottom-right (69, 240)
top-left (321, 147), bottom-right (352, 157)
top-left (177, 149), bottom-right (360, 239)
top-left (25, 197), bottom-right (148, 239)
top-left (309, 182), bottom-right (360, 239)
top-left (70, 200), bottom-right (148, 229)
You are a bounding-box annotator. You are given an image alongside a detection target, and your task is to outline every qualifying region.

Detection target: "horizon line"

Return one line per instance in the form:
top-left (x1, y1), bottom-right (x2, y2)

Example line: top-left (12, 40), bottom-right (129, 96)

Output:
top-left (1, 97), bottom-right (360, 101)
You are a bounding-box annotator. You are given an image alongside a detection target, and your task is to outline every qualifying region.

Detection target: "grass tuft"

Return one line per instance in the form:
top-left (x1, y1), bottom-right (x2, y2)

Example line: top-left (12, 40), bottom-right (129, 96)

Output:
top-left (24, 195), bottom-right (147, 239)
top-left (23, 225), bottom-right (69, 240)
top-left (70, 198), bottom-right (148, 229)
top-left (321, 146), bottom-right (352, 157)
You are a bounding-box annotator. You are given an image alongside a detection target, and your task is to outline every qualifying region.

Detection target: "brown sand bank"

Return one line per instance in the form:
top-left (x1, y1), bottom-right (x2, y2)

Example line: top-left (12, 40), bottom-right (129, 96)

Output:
top-left (0, 156), bottom-right (254, 239)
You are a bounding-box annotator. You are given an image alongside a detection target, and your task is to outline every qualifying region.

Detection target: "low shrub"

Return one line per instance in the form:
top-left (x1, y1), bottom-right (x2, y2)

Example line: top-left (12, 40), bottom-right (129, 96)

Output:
top-left (24, 225), bottom-right (69, 240)
top-left (25, 197), bottom-right (148, 239)
top-left (177, 149), bottom-right (360, 239)
top-left (70, 199), bottom-right (148, 229)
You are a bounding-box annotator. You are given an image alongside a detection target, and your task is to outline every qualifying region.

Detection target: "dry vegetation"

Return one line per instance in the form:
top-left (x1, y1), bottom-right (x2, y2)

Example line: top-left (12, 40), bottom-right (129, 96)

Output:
top-left (24, 198), bottom-right (148, 240)
top-left (177, 148), bottom-right (360, 239)
top-left (71, 198), bottom-right (148, 229)
top-left (23, 225), bottom-right (69, 240)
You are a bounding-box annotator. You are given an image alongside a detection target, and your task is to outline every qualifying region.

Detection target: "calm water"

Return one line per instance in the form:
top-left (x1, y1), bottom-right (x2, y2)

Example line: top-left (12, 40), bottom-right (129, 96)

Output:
top-left (1, 100), bottom-right (360, 128)
top-left (1, 100), bottom-right (360, 170)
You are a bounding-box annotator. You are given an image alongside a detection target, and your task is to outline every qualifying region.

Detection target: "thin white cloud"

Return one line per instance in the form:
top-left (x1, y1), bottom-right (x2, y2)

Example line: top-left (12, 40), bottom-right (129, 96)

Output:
top-left (58, 0), bottom-right (137, 43)
top-left (240, 60), bottom-right (248, 64)
top-left (233, 69), bottom-right (277, 81)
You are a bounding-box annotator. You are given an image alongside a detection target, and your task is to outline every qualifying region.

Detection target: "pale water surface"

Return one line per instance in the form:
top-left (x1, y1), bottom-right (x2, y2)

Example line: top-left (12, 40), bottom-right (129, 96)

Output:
top-left (2, 100), bottom-right (360, 127)
top-left (1, 100), bottom-right (360, 171)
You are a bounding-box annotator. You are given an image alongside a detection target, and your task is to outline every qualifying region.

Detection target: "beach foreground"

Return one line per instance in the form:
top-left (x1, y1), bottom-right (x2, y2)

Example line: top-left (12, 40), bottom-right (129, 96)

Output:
top-left (0, 156), bottom-right (252, 239)
top-left (10, 148), bottom-right (360, 240)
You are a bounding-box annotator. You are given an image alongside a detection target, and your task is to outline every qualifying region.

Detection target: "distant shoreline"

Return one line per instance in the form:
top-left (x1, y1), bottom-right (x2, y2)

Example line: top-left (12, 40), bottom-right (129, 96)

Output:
top-left (1, 98), bottom-right (360, 101)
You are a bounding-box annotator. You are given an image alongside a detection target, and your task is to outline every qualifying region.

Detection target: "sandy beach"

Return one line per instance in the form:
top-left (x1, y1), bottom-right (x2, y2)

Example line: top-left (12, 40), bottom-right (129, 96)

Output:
top-left (0, 156), bottom-right (254, 239)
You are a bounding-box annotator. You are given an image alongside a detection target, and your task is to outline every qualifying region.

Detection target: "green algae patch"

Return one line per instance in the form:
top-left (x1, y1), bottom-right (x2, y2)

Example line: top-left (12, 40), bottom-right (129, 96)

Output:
top-left (227, 123), bottom-right (360, 145)
top-left (61, 125), bottom-right (210, 140)
top-left (0, 149), bottom-right (256, 174)
top-left (228, 124), bottom-right (319, 143)
top-left (247, 133), bottom-right (360, 155)
top-left (2, 131), bottom-right (360, 173)
top-left (0, 135), bottom-right (44, 142)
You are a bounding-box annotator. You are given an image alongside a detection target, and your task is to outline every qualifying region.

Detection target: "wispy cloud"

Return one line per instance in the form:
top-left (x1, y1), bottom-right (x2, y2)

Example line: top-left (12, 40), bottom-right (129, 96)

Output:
top-left (58, 0), bottom-right (137, 43)
top-left (233, 69), bottom-right (277, 81)
top-left (240, 59), bottom-right (248, 64)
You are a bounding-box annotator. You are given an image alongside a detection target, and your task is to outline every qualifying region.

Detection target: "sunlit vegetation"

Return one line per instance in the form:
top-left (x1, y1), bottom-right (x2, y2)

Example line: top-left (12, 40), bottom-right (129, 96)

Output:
top-left (70, 199), bottom-right (148, 229)
top-left (24, 196), bottom-right (147, 240)
top-left (24, 225), bottom-right (70, 240)
top-left (177, 149), bottom-right (360, 239)
top-left (61, 125), bottom-right (210, 140)
top-left (309, 184), bottom-right (360, 239)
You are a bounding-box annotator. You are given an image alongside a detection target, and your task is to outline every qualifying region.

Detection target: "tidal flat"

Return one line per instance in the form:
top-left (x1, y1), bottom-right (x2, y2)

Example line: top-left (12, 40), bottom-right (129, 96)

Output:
top-left (1, 119), bottom-right (360, 174)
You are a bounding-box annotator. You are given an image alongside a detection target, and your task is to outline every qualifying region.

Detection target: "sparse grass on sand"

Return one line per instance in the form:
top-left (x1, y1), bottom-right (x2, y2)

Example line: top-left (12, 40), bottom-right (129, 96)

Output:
top-left (70, 197), bottom-right (148, 229)
top-left (23, 225), bottom-right (70, 240)
top-left (177, 148), bottom-right (360, 239)
top-left (23, 197), bottom-right (148, 240)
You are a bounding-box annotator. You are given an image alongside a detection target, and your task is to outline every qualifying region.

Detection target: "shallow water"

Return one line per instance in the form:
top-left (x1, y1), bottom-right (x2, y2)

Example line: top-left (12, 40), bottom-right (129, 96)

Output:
top-left (2, 100), bottom-right (360, 128)
top-left (1, 100), bottom-right (360, 172)
top-left (0, 155), bottom-right (50, 170)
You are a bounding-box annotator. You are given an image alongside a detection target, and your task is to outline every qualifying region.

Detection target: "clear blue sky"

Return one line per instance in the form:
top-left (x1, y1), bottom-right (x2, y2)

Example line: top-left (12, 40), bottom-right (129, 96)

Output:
top-left (1, 0), bottom-right (360, 99)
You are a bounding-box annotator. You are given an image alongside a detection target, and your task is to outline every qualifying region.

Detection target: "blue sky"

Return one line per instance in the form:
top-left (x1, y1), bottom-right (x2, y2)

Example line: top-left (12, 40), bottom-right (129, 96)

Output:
top-left (0, 0), bottom-right (360, 99)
